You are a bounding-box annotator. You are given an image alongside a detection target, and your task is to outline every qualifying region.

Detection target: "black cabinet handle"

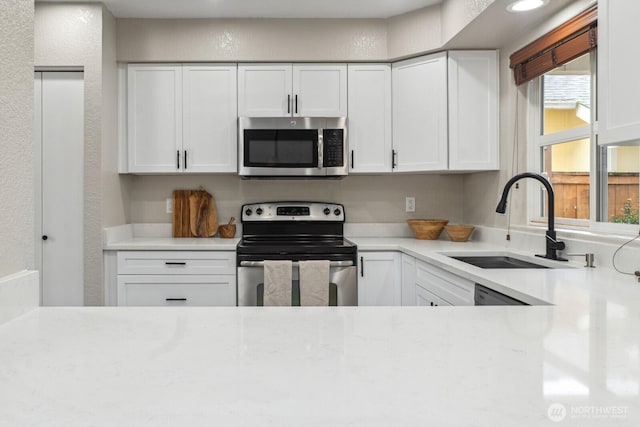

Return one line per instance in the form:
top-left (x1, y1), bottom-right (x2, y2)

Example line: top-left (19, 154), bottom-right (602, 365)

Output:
top-left (165, 298), bottom-right (187, 302)
top-left (42, 235), bottom-right (48, 241)
top-left (351, 150), bottom-right (354, 169)
top-left (287, 94), bottom-right (291, 114)
top-left (360, 256), bottom-right (364, 277)
top-left (165, 262), bottom-right (186, 266)
top-left (184, 150), bottom-right (187, 170)
top-left (176, 150), bottom-right (180, 169)
top-left (295, 95), bottom-right (298, 114)
top-left (392, 150), bottom-right (397, 169)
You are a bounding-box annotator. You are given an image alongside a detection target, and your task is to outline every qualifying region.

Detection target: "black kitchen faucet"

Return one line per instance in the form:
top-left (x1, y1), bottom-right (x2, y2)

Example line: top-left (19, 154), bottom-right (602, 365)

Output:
top-left (496, 172), bottom-right (567, 261)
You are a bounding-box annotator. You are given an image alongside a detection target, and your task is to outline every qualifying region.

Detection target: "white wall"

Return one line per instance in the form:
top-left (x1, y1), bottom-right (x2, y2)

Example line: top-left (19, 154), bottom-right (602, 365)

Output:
top-left (102, 7), bottom-right (131, 227)
top-left (116, 18), bottom-right (388, 62)
top-left (128, 174), bottom-right (465, 225)
top-left (0, 0), bottom-right (34, 278)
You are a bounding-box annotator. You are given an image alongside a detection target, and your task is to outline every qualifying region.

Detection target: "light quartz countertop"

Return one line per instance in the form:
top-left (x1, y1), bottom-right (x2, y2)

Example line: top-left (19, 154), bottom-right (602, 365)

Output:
top-left (3, 234), bottom-right (636, 425)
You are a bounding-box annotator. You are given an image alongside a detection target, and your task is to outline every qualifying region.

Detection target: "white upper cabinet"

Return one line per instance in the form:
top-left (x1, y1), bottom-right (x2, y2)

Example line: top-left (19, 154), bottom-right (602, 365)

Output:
top-left (598, 0), bottom-right (640, 145)
top-left (128, 64), bottom-right (183, 173)
top-left (237, 64), bottom-right (347, 117)
top-left (392, 53), bottom-right (448, 172)
top-left (448, 51), bottom-right (499, 171)
top-left (127, 64), bottom-right (237, 174)
top-left (347, 64), bottom-right (392, 173)
top-left (293, 64), bottom-right (347, 117)
top-left (237, 64), bottom-right (292, 117)
top-left (392, 51), bottom-right (499, 173)
top-left (183, 65), bottom-right (237, 173)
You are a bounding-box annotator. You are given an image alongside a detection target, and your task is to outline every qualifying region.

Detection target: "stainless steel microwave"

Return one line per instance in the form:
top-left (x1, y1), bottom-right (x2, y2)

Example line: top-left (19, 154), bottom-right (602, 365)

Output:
top-left (238, 117), bottom-right (348, 178)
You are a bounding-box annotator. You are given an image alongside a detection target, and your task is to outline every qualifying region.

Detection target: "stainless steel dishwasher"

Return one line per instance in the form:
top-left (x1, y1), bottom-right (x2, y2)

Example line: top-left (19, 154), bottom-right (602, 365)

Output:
top-left (474, 284), bottom-right (529, 306)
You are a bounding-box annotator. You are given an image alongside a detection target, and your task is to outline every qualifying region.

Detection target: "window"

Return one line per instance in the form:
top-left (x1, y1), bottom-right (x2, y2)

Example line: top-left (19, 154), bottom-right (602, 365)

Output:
top-left (530, 53), bottom-right (640, 232)
top-left (530, 54), bottom-right (593, 225)
top-left (599, 145), bottom-right (640, 225)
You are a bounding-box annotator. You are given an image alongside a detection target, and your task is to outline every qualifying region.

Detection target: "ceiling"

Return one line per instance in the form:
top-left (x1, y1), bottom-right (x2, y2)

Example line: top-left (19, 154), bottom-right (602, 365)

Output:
top-left (36, 0), bottom-right (444, 19)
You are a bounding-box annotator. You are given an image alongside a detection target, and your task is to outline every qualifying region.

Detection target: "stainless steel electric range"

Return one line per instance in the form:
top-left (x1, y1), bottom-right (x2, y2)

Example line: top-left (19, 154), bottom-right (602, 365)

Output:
top-left (236, 201), bottom-right (357, 306)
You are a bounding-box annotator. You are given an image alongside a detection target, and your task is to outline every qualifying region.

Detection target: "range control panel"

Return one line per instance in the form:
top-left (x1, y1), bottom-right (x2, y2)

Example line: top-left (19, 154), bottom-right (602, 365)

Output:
top-left (241, 202), bottom-right (345, 222)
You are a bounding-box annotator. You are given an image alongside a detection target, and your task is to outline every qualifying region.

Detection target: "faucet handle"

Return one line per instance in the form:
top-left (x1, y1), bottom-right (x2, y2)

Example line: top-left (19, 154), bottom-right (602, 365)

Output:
top-left (546, 234), bottom-right (565, 250)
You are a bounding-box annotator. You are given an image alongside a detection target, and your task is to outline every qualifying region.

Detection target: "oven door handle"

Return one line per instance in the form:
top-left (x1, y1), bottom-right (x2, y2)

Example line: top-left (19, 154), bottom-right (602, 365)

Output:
top-left (239, 260), bottom-right (354, 268)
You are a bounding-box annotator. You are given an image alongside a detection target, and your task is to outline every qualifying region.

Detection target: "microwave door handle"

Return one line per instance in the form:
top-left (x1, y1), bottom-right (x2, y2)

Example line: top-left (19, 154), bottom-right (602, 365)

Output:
top-left (318, 130), bottom-right (323, 169)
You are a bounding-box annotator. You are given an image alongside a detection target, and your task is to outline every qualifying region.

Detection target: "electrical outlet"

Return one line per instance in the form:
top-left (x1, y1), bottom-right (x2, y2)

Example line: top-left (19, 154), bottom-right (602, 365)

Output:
top-left (405, 197), bottom-right (415, 213)
top-left (166, 198), bottom-right (173, 214)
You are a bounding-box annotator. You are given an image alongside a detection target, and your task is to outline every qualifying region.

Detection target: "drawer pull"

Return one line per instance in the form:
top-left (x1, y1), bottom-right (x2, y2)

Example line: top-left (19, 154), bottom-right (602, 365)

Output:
top-left (165, 262), bottom-right (187, 266)
top-left (165, 298), bottom-right (187, 302)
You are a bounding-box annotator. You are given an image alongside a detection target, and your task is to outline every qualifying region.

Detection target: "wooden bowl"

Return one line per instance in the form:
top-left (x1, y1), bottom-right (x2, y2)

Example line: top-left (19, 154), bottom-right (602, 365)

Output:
top-left (444, 225), bottom-right (475, 242)
top-left (217, 224), bottom-right (236, 238)
top-left (407, 219), bottom-right (449, 240)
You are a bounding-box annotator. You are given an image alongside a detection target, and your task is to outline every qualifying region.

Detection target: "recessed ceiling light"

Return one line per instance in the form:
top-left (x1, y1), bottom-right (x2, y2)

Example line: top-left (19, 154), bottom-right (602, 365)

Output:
top-left (506, 0), bottom-right (549, 13)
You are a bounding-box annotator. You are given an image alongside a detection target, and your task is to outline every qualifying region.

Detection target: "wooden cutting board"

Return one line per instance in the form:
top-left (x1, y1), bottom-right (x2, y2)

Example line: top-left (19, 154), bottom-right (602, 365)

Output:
top-left (189, 190), bottom-right (218, 237)
top-left (172, 190), bottom-right (195, 237)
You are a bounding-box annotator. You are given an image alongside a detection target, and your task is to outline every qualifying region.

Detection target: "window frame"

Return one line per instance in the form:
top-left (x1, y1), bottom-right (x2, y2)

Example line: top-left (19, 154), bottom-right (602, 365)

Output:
top-left (527, 51), bottom-right (640, 236)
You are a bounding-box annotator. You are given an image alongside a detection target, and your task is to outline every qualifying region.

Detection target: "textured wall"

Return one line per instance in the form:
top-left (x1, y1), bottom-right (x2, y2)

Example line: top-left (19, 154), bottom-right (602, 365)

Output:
top-left (117, 18), bottom-right (388, 62)
top-left (35, 3), bottom-right (104, 305)
top-left (387, 5), bottom-right (442, 60)
top-left (128, 174), bottom-right (465, 225)
top-left (0, 0), bottom-right (34, 278)
top-left (441, 0), bottom-right (495, 43)
top-left (102, 7), bottom-right (131, 227)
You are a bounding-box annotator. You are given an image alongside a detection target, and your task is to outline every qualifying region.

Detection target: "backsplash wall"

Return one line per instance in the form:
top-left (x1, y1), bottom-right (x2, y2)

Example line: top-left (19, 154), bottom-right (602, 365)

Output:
top-left (129, 174), bottom-right (465, 224)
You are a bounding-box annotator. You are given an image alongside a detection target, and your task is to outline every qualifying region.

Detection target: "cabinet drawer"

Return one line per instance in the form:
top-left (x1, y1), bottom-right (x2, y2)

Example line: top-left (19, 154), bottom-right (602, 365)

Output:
top-left (415, 260), bottom-right (473, 306)
top-left (117, 275), bottom-right (236, 306)
top-left (117, 251), bottom-right (235, 275)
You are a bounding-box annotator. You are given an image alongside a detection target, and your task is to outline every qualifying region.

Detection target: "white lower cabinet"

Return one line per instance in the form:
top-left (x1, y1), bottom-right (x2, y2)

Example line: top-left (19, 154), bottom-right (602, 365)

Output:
top-left (116, 251), bottom-right (236, 306)
top-left (358, 251), bottom-right (401, 306)
top-left (402, 256), bottom-right (474, 306)
top-left (415, 285), bottom-right (450, 307)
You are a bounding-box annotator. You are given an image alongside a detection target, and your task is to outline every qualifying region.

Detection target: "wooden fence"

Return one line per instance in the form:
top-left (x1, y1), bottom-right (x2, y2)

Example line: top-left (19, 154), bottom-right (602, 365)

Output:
top-left (549, 172), bottom-right (639, 221)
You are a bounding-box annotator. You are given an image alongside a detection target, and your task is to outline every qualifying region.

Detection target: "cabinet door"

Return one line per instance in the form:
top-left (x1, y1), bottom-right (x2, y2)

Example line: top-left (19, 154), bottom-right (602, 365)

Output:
top-left (598, 1), bottom-right (640, 144)
top-left (401, 254), bottom-right (416, 306)
top-left (238, 64), bottom-right (292, 117)
top-left (183, 64), bottom-right (238, 173)
top-left (358, 252), bottom-right (401, 306)
top-left (448, 51), bottom-right (499, 171)
top-left (415, 284), bottom-right (440, 307)
top-left (293, 64), bottom-right (347, 117)
top-left (347, 64), bottom-right (392, 173)
top-left (392, 53), bottom-right (448, 172)
top-left (128, 64), bottom-right (182, 173)
top-left (117, 275), bottom-right (236, 306)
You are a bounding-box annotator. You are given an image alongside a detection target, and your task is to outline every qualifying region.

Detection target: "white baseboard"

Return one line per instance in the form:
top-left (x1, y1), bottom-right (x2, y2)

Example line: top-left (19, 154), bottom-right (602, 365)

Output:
top-left (0, 270), bottom-right (39, 325)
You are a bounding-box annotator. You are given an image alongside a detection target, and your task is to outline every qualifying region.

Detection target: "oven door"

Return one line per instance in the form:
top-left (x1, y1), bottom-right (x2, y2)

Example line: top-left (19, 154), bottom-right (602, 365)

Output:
top-left (237, 261), bottom-right (357, 306)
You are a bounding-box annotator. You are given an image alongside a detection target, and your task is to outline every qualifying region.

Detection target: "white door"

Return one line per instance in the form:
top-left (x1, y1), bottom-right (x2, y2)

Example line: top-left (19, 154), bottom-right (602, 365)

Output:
top-left (293, 64), bottom-right (347, 117)
top-left (127, 64), bottom-right (182, 173)
top-left (35, 72), bottom-right (84, 306)
top-left (358, 252), bottom-right (401, 306)
top-left (183, 64), bottom-right (238, 173)
top-left (392, 53), bottom-right (448, 172)
top-left (237, 64), bottom-right (292, 117)
top-left (347, 64), bottom-right (392, 173)
top-left (448, 51), bottom-right (499, 171)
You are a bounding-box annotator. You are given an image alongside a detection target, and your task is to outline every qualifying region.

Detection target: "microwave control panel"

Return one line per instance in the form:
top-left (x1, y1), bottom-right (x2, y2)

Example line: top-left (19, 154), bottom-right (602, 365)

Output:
top-left (323, 129), bottom-right (344, 167)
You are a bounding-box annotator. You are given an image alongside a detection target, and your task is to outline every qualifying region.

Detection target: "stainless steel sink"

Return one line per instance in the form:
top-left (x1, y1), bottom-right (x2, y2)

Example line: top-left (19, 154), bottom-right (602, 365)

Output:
top-left (450, 255), bottom-right (549, 269)
top-left (442, 251), bottom-right (574, 269)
